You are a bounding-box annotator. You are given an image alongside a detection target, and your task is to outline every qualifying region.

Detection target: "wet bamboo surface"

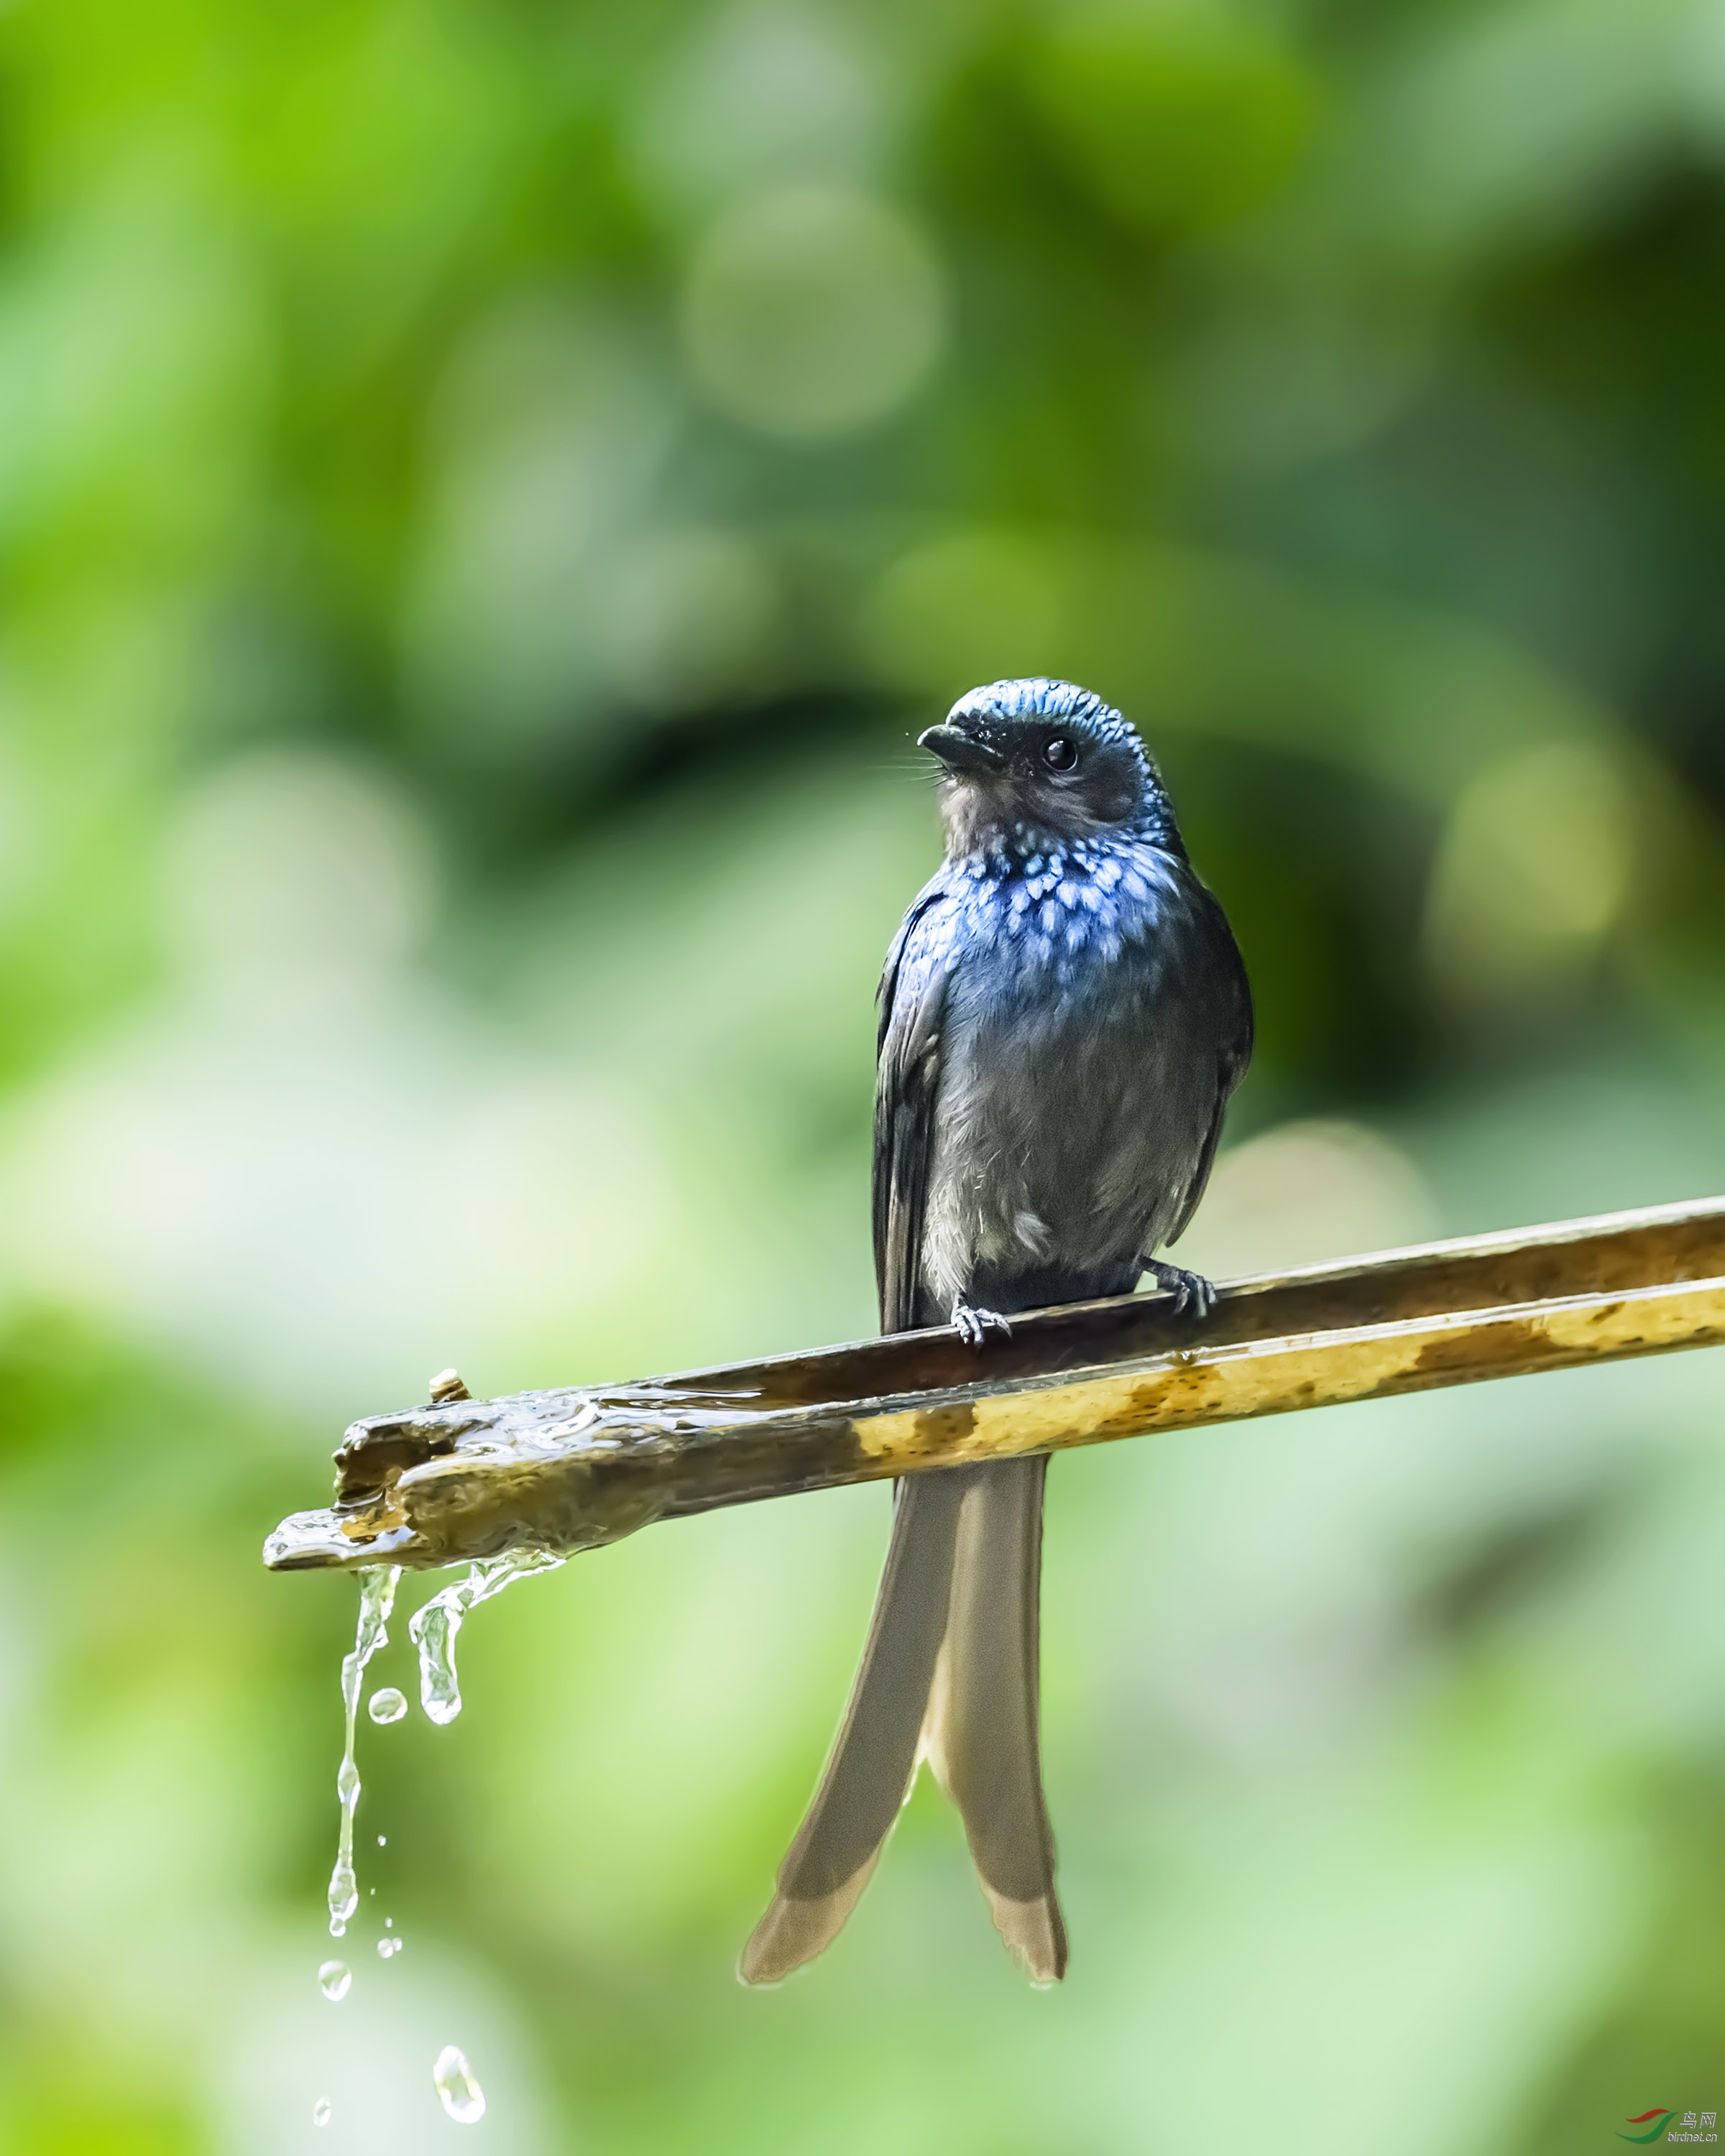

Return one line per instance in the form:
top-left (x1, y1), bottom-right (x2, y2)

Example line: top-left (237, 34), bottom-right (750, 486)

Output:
top-left (264, 1195), bottom-right (1725, 1575)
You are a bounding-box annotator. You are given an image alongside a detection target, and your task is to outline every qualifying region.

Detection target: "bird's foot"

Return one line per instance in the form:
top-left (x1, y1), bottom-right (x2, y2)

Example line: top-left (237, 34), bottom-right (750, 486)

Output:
top-left (1143, 1261), bottom-right (1217, 1319)
top-left (950, 1296), bottom-right (1013, 1349)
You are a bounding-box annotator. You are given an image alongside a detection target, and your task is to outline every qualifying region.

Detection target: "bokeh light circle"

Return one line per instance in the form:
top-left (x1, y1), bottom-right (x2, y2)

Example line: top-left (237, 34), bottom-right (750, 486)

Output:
top-left (679, 183), bottom-right (945, 441)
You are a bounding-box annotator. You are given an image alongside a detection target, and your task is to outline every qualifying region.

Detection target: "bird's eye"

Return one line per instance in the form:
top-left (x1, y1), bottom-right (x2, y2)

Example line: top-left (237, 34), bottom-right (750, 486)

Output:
top-left (1042, 737), bottom-right (1078, 772)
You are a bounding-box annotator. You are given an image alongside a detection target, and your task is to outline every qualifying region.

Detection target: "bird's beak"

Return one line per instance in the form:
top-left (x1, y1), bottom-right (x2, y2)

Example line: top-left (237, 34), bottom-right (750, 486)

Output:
top-left (918, 723), bottom-right (1005, 777)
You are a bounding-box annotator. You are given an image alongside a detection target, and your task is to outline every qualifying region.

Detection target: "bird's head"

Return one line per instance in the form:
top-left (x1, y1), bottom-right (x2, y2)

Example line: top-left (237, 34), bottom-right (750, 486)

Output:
top-left (919, 678), bottom-right (1178, 861)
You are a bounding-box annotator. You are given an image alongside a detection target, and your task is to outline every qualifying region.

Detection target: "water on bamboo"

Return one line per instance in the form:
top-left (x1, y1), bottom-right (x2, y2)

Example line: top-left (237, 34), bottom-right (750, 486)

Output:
top-left (326, 1564), bottom-right (400, 1938)
top-left (308, 1551), bottom-right (555, 2127)
top-left (433, 2045), bottom-right (486, 2124)
top-left (408, 1547), bottom-right (564, 1725)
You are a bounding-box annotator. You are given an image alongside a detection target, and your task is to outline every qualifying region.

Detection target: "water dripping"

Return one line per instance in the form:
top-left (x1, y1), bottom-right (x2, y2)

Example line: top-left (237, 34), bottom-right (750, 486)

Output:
top-left (368, 1686), bottom-right (408, 1724)
top-left (326, 1565), bottom-right (400, 1938)
top-left (313, 2097), bottom-right (331, 2127)
top-left (433, 2045), bottom-right (486, 2124)
top-left (409, 1548), bottom-right (563, 1726)
top-left (317, 1959), bottom-right (351, 2001)
top-left (378, 1935), bottom-right (402, 1959)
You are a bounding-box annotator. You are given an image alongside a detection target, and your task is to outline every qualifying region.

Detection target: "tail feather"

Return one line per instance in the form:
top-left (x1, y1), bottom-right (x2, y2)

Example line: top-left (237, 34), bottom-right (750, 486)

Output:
top-left (740, 1457), bottom-right (1066, 1986)
top-left (739, 1470), bottom-right (965, 1984)
top-left (923, 1456), bottom-right (1067, 1982)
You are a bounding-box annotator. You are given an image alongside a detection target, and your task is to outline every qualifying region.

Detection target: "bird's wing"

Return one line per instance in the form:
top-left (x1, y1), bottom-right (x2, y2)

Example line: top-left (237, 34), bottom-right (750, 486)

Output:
top-left (1167, 889), bottom-right (1255, 1250)
top-left (873, 876), bottom-right (952, 1334)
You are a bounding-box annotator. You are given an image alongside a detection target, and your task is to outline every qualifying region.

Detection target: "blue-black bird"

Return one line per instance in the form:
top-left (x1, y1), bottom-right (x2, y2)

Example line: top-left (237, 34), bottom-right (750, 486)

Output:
top-left (740, 678), bottom-right (1252, 1984)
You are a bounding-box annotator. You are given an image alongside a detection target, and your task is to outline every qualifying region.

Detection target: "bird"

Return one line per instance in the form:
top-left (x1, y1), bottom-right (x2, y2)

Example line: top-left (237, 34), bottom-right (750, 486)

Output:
top-left (740, 678), bottom-right (1252, 1986)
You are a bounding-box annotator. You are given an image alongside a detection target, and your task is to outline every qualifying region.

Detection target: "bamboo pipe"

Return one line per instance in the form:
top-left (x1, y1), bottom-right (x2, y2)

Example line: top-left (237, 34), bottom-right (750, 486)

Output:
top-left (263, 1195), bottom-right (1725, 1575)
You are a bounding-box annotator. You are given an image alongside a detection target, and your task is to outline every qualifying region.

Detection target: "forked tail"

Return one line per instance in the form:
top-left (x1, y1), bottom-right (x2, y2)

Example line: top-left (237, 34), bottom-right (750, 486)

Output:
top-left (740, 1457), bottom-right (1066, 1984)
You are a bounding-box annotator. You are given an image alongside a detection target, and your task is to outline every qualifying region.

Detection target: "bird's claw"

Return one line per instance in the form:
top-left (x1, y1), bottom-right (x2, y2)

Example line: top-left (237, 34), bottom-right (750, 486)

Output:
top-left (950, 1297), bottom-right (1013, 1348)
top-left (1143, 1261), bottom-right (1217, 1319)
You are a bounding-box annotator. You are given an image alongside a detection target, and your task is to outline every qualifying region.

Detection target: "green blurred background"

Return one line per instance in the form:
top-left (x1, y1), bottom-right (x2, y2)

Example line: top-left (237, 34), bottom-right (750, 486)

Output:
top-left (3, 0), bottom-right (1725, 2148)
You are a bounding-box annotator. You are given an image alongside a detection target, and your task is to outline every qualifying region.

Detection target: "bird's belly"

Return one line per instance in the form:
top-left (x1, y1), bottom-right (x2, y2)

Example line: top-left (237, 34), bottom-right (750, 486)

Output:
top-left (917, 990), bottom-right (1216, 1317)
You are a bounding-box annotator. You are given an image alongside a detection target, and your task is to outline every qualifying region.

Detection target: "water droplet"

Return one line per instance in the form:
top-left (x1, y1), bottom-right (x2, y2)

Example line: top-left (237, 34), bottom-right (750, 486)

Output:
top-left (378, 1935), bottom-right (402, 1958)
top-left (368, 1686), bottom-right (408, 1724)
top-left (318, 1959), bottom-right (351, 2002)
top-left (313, 2097), bottom-right (331, 2127)
top-left (409, 1549), bottom-right (562, 1726)
top-left (433, 2045), bottom-right (485, 2124)
top-left (377, 1835), bottom-right (387, 1847)
top-left (326, 1565), bottom-right (400, 1935)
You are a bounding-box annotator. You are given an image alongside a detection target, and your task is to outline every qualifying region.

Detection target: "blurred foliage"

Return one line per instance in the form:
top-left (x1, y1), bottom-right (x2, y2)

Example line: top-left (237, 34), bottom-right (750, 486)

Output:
top-left (1, 0), bottom-right (1724, 2150)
